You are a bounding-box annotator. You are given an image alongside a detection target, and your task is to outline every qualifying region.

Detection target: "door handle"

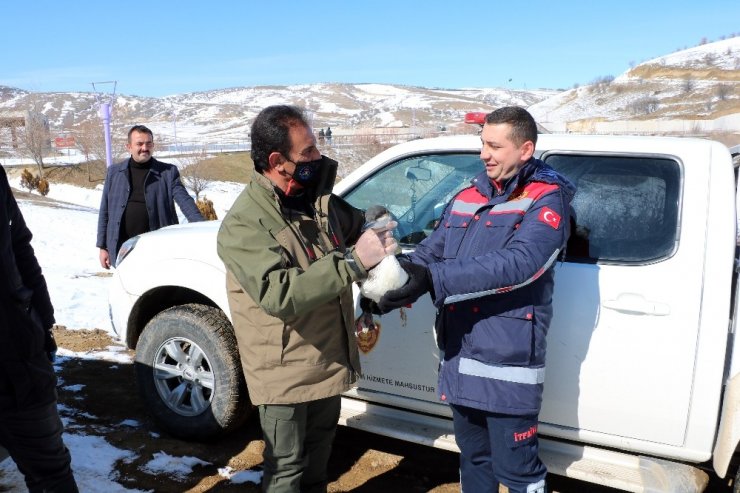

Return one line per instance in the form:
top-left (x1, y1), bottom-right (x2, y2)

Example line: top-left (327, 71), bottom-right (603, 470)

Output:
top-left (602, 293), bottom-right (670, 316)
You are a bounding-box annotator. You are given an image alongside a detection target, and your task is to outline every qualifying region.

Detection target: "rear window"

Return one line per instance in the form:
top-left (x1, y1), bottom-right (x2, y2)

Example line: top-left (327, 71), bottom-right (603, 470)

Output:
top-left (544, 153), bottom-right (681, 264)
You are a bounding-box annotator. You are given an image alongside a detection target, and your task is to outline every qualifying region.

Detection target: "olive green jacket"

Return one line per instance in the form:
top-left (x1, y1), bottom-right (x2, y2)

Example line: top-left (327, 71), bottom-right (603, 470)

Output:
top-left (217, 157), bottom-right (367, 405)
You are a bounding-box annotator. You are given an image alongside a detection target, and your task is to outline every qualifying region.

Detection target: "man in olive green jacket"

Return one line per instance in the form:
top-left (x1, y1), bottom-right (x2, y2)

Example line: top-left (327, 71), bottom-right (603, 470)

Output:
top-left (217, 105), bottom-right (396, 493)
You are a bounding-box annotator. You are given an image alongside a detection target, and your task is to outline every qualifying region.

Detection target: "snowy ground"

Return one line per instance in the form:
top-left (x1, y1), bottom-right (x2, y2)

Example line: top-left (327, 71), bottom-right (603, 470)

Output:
top-left (0, 176), bottom-right (257, 492)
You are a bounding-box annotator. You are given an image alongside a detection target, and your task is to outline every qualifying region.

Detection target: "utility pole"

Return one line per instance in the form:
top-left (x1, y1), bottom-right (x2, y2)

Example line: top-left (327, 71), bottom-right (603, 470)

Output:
top-left (92, 81), bottom-right (117, 167)
top-left (169, 102), bottom-right (178, 153)
top-left (411, 107), bottom-right (417, 139)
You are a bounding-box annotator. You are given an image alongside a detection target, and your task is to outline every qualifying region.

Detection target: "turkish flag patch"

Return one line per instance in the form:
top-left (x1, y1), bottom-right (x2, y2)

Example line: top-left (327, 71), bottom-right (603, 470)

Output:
top-left (538, 207), bottom-right (561, 229)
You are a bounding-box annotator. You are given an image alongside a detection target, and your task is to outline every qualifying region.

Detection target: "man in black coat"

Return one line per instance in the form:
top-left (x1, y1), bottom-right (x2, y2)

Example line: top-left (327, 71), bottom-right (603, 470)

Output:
top-left (0, 165), bottom-right (78, 492)
top-left (96, 125), bottom-right (204, 269)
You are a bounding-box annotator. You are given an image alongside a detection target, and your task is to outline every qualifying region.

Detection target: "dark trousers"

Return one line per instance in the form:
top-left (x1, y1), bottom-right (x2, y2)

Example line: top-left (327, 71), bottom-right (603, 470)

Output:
top-left (258, 395), bottom-right (341, 493)
top-left (0, 400), bottom-right (78, 493)
top-left (451, 404), bottom-right (546, 493)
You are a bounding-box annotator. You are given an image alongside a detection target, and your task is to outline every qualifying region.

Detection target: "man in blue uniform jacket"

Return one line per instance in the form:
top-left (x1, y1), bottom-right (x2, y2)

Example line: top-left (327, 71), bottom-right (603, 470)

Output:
top-left (378, 107), bottom-right (576, 493)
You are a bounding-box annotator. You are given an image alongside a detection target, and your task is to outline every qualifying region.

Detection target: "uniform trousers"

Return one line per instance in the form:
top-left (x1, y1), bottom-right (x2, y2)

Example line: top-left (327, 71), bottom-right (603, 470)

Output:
top-left (451, 404), bottom-right (546, 493)
top-left (258, 394), bottom-right (341, 493)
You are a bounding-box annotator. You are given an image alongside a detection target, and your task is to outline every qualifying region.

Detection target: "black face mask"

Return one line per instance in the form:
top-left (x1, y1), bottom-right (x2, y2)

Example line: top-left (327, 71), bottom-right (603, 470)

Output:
top-left (290, 157), bottom-right (323, 187)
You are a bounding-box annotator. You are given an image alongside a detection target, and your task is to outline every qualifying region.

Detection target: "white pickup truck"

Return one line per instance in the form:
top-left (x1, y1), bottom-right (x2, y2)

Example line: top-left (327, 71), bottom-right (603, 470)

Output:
top-left (109, 133), bottom-right (740, 492)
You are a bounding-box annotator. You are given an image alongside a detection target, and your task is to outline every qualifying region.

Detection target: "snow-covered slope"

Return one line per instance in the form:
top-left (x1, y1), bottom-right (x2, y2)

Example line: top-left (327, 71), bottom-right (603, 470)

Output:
top-left (530, 37), bottom-right (739, 125)
top-left (0, 82), bottom-right (557, 145)
top-left (1, 36), bottom-right (737, 149)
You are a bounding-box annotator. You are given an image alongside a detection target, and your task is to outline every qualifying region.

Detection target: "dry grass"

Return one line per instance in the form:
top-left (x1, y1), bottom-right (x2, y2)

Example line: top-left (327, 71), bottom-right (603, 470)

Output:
top-left (8, 152), bottom-right (254, 189)
top-left (629, 65), bottom-right (740, 81)
top-left (37, 161), bottom-right (107, 189)
top-left (703, 131), bottom-right (740, 148)
top-left (585, 77), bottom-right (740, 120)
top-left (188, 152), bottom-right (252, 183)
top-left (628, 97), bottom-right (740, 120)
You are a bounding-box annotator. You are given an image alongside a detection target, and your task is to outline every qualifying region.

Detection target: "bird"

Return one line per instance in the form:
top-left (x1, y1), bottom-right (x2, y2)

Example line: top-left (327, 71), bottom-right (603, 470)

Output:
top-left (360, 206), bottom-right (408, 303)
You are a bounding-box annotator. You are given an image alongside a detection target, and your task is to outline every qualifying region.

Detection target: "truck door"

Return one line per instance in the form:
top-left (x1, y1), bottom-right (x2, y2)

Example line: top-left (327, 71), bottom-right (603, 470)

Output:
top-left (540, 152), bottom-right (698, 446)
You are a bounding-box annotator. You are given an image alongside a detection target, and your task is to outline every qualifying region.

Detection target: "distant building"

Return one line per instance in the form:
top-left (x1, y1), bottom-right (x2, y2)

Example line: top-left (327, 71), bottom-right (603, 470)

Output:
top-left (0, 110), bottom-right (50, 150)
top-left (0, 111), bottom-right (27, 149)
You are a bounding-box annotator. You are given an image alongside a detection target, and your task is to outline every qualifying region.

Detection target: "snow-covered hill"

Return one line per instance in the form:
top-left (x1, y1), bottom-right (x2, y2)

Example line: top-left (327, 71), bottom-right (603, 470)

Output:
top-left (1, 36), bottom-right (738, 150)
top-left (0, 82), bottom-right (556, 147)
top-left (529, 37), bottom-right (739, 127)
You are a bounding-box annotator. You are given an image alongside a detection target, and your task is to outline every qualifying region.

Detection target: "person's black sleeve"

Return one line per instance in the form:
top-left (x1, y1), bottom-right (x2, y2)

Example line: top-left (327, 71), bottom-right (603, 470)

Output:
top-left (3, 170), bottom-right (55, 328)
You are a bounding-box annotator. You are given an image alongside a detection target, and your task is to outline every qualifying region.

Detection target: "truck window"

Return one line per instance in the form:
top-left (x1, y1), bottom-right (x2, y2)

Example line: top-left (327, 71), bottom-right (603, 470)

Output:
top-left (343, 153), bottom-right (481, 246)
top-left (544, 154), bottom-right (681, 264)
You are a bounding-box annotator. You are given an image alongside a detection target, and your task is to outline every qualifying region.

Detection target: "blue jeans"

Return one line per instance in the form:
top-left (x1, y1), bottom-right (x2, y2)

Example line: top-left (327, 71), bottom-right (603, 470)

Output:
top-left (451, 404), bottom-right (546, 493)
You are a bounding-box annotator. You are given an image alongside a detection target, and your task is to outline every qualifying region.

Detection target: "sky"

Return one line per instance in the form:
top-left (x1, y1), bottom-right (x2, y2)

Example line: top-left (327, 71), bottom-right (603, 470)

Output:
top-left (1, 1), bottom-right (738, 97)
top-left (0, 168), bottom-right (251, 491)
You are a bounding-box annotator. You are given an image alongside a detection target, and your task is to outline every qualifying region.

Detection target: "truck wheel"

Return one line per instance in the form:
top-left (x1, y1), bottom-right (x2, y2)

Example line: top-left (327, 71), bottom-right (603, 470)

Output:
top-left (134, 303), bottom-right (251, 440)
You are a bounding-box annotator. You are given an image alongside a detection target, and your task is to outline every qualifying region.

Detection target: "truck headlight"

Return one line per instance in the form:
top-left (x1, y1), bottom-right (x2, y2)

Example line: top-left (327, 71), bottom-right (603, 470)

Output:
top-left (115, 236), bottom-right (139, 267)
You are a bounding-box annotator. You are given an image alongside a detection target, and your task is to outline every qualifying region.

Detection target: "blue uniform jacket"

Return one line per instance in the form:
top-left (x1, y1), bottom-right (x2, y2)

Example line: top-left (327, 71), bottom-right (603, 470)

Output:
top-left (410, 158), bottom-right (576, 416)
top-left (96, 158), bottom-right (203, 258)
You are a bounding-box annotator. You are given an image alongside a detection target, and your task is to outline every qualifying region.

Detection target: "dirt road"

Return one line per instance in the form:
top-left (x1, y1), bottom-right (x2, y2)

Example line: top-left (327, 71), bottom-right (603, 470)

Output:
top-left (50, 328), bottom-right (633, 493)
top-left (54, 328), bottom-right (462, 492)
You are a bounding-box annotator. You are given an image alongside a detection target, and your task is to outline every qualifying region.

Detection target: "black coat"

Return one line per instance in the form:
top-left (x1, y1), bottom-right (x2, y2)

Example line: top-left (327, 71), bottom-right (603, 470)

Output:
top-left (96, 157), bottom-right (204, 258)
top-left (0, 165), bottom-right (57, 408)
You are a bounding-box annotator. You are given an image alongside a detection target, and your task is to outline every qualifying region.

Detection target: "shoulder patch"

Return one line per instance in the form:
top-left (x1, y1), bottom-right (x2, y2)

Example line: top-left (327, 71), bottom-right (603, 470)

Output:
top-left (538, 207), bottom-right (561, 229)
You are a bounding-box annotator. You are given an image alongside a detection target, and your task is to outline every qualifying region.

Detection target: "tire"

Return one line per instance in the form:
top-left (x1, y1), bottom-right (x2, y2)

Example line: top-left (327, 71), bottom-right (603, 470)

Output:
top-left (135, 303), bottom-right (251, 440)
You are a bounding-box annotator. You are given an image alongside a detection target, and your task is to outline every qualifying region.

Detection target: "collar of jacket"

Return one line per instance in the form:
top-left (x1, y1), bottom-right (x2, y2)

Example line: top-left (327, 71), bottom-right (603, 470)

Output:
top-left (118, 157), bottom-right (165, 179)
top-left (250, 156), bottom-right (339, 236)
top-left (472, 157), bottom-right (575, 200)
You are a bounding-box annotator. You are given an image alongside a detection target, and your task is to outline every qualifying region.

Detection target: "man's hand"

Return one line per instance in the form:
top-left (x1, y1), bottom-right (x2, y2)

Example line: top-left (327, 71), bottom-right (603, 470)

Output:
top-left (354, 227), bottom-right (397, 270)
top-left (99, 248), bottom-right (111, 269)
top-left (377, 259), bottom-right (432, 313)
